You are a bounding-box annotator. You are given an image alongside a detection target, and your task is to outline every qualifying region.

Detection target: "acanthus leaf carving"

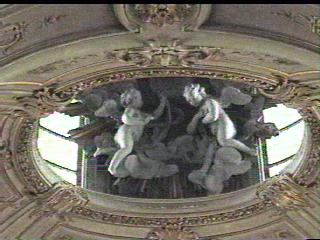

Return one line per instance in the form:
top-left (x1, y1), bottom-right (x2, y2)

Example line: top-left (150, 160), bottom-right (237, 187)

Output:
top-left (112, 39), bottom-right (221, 67)
top-left (146, 222), bottom-right (200, 240)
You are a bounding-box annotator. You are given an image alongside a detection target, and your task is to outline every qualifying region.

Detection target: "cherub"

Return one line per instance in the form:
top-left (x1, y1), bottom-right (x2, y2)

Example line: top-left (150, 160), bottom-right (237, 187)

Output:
top-left (183, 83), bottom-right (256, 161)
top-left (95, 88), bottom-right (167, 177)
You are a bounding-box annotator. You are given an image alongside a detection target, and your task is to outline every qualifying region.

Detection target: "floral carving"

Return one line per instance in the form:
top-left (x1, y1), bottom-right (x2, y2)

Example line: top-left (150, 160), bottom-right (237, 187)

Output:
top-left (256, 174), bottom-right (314, 213)
top-left (146, 223), bottom-right (199, 240)
top-left (134, 4), bottom-right (193, 27)
top-left (0, 15), bottom-right (66, 54)
top-left (113, 40), bottom-right (221, 67)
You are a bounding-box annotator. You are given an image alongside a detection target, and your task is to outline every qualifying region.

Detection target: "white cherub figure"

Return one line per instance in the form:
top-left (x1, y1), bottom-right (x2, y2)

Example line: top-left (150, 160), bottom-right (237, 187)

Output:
top-left (183, 83), bottom-right (256, 157)
top-left (96, 88), bottom-right (167, 177)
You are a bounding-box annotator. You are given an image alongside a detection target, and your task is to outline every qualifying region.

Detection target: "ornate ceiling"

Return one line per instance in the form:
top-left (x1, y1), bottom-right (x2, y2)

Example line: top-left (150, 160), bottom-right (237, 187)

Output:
top-left (0, 4), bottom-right (319, 240)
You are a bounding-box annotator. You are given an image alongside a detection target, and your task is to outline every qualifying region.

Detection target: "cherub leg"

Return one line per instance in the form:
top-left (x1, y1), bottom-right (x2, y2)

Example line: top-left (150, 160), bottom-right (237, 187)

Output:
top-left (217, 125), bottom-right (256, 156)
top-left (108, 127), bottom-right (133, 177)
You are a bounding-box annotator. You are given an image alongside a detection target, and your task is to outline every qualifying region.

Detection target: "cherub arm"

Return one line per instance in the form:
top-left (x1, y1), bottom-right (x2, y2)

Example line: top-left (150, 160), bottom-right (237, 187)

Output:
top-left (152, 95), bottom-right (167, 119)
top-left (202, 100), bottom-right (220, 124)
top-left (187, 109), bottom-right (205, 134)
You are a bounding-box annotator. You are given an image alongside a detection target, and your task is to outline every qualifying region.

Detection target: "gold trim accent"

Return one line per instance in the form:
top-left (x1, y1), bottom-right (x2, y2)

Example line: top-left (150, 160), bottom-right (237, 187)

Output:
top-left (0, 81), bottom-right (43, 86)
top-left (288, 71), bottom-right (320, 77)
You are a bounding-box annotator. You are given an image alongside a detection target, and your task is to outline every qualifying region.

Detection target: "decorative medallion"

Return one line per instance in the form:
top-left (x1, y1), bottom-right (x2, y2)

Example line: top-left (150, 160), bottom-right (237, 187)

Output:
top-left (113, 4), bottom-right (212, 31)
top-left (134, 4), bottom-right (193, 28)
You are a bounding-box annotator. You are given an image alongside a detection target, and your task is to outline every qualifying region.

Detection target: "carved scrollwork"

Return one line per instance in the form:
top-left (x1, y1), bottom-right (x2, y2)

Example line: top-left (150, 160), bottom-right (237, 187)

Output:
top-left (113, 39), bottom-right (221, 67)
top-left (30, 181), bottom-right (89, 220)
top-left (13, 86), bottom-right (74, 119)
top-left (146, 222), bottom-right (200, 240)
top-left (0, 21), bottom-right (27, 54)
top-left (258, 80), bottom-right (320, 107)
top-left (256, 174), bottom-right (315, 213)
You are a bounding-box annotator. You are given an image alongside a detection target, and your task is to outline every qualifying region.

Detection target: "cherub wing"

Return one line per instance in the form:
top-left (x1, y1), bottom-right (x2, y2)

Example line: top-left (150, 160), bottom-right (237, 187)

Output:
top-left (219, 86), bottom-right (252, 108)
top-left (94, 99), bottom-right (121, 119)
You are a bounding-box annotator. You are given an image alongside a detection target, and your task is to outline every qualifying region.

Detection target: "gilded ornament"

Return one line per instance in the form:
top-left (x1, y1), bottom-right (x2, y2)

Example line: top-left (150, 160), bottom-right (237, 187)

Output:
top-left (257, 174), bottom-right (314, 213)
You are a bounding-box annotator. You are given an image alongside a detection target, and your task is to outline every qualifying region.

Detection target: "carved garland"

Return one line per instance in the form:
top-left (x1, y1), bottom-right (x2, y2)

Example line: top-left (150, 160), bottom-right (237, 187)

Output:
top-left (69, 200), bottom-right (272, 227)
top-left (294, 107), bottom-right (320, 186)
top-left (15, 120), bottom-right (51, 194)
